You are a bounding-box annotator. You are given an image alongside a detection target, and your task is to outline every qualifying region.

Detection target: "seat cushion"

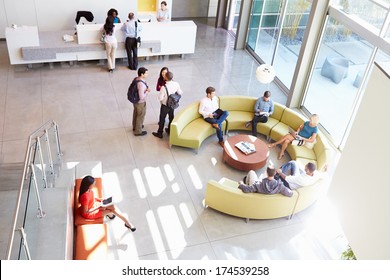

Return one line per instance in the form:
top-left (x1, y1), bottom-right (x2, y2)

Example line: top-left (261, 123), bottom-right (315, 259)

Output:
top-left (74, 224), bottom-right (108, 260)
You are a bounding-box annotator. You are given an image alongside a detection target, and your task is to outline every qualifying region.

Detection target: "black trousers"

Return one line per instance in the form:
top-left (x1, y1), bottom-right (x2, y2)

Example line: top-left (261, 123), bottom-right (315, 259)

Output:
top-left (251, 115), bottom-right (268, 136)
top-left (157, 104), bottom-right (174, 134)
top-left (125, 37), bottom-right (138, 70)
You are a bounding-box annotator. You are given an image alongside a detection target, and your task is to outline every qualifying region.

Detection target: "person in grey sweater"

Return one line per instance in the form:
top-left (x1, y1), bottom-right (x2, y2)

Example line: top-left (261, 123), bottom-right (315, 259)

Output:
top-left (238, 166), bottom-right (293, 197)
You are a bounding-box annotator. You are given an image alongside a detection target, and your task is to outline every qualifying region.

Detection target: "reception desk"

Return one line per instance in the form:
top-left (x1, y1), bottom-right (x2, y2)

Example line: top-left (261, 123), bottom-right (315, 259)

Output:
top-left (5, 21), bottom-right (197, 65)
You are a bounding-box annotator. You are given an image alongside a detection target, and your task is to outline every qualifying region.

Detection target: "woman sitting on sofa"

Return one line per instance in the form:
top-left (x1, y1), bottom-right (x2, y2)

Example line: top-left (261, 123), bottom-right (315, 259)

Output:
top-left (269, 114), bottom-right (319, 160)
top-left (79, 175), bottom-right (136, 231)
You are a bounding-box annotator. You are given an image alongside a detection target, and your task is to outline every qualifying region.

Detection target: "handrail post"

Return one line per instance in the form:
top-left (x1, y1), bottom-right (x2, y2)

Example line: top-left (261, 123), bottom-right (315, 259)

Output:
top-left (30, 163), bottom-right (46, 218)
top-left (18, 227), bottom-right (31, 260)
top-left (44, 129), bottom-right (54, 175)
top-left (53, 121), bottom-right (63, 159)
top-left (36, 137), bottom-right (47, 188)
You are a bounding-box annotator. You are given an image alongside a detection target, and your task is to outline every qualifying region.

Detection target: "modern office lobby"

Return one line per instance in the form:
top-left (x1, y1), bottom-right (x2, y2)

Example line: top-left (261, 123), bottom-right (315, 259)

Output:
top-left (0, 16), bottom-right (350, 260)
top-left (1, 0), bottom-right (390, 261)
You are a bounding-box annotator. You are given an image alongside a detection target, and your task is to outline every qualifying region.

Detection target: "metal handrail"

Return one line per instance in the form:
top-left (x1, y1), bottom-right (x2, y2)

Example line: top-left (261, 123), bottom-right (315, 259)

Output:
top-left (6, 120), bottom-right (62, 260)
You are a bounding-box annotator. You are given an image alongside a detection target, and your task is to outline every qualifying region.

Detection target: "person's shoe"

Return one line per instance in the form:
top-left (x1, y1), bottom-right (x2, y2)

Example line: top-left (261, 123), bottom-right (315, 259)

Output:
top-left (134, 131), bottom-right (147, 136)
top-left (165, 128), bottom-right (170, 135)
top-left (218, 141), bottom-right (224, 147)
top-left (106, 214), bottom-right (116, 220)
top-left (108, 69), bottom-right (113, 73)
top-left (212, 123), bottom-right (220, 130)
top-left (245, 121), bottom-right (251, 128)
top-left (152, 132), bottom-right (163, 139)
top-left (133, 125), bottom-right (144, 131)
top-left (125, 224), bottom-right (136, 232)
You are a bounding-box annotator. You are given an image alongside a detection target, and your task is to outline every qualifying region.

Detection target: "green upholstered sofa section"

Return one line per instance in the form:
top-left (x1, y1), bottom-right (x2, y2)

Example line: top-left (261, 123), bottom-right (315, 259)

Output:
top-left (205, 177), bottom-right (299, 221)
top-left (169, 101), bottom-right (226, 152)
top-left (169, 96), bottom-right (331, 171)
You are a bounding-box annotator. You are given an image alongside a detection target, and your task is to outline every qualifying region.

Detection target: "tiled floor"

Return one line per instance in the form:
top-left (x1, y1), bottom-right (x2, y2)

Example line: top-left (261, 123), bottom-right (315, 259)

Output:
top-left (0, 18), bottom-right (348, 260)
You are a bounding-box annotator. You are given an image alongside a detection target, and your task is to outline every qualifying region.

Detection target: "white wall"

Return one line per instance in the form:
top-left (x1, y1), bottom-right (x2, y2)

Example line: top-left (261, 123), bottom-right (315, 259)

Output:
top-left (208, 0), bottom-right (218, 17)
top-left (329, 62), bottom-right (390, 259)
top-left (173, 0), bottom-right (209, 18)
top-left (1, 0), bottom-right (137, 37)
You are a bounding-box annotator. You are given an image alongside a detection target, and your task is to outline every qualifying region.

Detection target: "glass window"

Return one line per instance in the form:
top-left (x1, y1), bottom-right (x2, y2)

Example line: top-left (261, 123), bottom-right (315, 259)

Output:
top-left (333, 0), bottom-right (390, 34)
top-left (302, 18), bottom-right (375, 146)
top-left (273, 0), bottom-right (312, 87)
top-left (247, 0), bottom-right (313, 88)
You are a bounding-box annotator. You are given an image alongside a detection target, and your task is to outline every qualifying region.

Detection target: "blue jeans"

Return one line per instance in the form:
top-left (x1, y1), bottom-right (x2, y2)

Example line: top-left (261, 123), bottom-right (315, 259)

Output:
top-left (204, 110), bottom-right (229, 142)
top-left (281, 160), bottom-right (303, 176)
top-left (278, 160), bottom-right (303, 188)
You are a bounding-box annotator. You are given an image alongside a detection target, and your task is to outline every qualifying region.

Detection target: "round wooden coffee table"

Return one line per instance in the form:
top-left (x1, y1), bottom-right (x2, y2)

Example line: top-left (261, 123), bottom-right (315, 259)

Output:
top-left (222, 134), bottom-right (269, 171)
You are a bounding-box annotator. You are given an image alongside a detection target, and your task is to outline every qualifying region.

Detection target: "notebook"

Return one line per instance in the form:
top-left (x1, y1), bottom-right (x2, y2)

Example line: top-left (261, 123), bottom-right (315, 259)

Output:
top-left (212, 109), bottom-right (224, 119)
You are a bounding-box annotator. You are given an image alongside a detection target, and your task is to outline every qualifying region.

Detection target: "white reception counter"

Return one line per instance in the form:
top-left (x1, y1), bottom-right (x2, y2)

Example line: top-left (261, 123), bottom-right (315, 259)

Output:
top-left (6, 21), bottom-right (197, 65)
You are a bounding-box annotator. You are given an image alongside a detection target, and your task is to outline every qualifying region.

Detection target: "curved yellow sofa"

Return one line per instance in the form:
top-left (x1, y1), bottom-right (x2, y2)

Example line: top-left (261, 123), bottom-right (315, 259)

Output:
top-left (205, 177), bottom-right (300, 221)
top-left (169, 95), bottom-right (332, 220)
top-left (170, 95), bottom-right (331, 171)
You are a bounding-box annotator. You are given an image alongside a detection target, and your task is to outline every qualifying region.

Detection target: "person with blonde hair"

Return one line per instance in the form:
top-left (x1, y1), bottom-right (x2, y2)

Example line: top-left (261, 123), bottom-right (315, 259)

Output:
top-left (269, 114), bottom-right (319, 160)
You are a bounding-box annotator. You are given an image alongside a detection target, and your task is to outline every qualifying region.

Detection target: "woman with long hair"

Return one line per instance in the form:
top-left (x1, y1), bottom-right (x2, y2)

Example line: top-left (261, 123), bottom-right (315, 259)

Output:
top-left (78, 175), bottom-right (136, 231)
top-left (156, 66), bottom-right (169, 91)
top-left (103, 16), bottom-right (118, 72)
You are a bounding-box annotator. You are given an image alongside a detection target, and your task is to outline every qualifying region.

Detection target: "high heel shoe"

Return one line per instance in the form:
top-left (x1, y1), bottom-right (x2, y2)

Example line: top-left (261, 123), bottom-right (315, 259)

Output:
top-left (125, 224), bottom-right (136, 232)
top-left (106, 214), bottom-right (116, 220)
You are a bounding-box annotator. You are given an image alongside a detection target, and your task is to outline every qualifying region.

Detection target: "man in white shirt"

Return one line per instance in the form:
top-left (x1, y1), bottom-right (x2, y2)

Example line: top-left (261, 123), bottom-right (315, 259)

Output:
top-left (157, 1), bottom-right (171, 22)
top-left (198, 86), bottom-right (229, 147)
top-left (152, 71), bottom-right (183, 139)
top-left (275, 160), bottom-right (324, 189)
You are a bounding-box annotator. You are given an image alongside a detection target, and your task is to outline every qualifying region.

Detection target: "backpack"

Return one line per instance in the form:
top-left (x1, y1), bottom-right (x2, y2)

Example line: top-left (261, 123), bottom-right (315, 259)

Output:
top-left (127, 78), bottom-right (146, 103)
top-left (164, 85), bottom-right (181, 109)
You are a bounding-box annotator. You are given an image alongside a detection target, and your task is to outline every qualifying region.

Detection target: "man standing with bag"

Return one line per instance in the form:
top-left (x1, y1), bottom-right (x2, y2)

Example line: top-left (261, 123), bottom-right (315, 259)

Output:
top-left (121, 12), bottom-right (141, 70)
top-left (152, 71), bottom-right (183, 139)
top-left (132, 67), bottom-right (150, 136)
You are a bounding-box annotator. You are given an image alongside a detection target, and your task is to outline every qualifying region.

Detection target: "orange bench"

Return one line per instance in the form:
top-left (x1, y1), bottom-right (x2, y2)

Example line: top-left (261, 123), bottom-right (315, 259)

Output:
top-left (73, 177), bottom-right (108, 260)
top-left (74, 224), bottom-right (108, 260)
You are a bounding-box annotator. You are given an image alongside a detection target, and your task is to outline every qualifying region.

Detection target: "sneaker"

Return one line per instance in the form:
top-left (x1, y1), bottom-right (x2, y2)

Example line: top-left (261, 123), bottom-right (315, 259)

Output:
top-left (152, 132), bottom-right (163, 139)
top-left (134, 131), bottom-right (147, 136)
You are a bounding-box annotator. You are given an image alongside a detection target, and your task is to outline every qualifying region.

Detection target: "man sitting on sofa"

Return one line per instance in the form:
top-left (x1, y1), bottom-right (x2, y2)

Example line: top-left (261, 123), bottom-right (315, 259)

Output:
top-left (275, 160), bottom-right (325, 189)
top-left (238, 166), bottom-right (293, 197)
top-left (245, 90), bottom-right (274, 136)
top-left (198, 86), bottom-right (229, 147)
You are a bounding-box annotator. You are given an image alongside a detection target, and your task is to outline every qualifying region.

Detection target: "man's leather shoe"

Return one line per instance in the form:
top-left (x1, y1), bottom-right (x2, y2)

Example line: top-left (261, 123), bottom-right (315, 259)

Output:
top-left (212, 123), bottom-right (220, 130)
top-left (134, 131), bottom-right (147, 136)
top-left (218, 141), bottom-right (225, 147)
top-left (152, 132), bottom-right (163, 139)
top-left (133, 125), bottom-right (144, 131)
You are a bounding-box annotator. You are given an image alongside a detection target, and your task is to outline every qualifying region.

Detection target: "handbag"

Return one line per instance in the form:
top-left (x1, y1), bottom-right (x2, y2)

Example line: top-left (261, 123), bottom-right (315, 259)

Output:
top-left (100, 32), bottom-right (106, 43)
top-left (135, 22), bottom-right (141, 44)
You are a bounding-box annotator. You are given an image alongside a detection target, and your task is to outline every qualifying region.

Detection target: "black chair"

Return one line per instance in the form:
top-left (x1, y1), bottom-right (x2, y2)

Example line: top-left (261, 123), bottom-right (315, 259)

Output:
top-left (75, 11), bottom-right (94, 24)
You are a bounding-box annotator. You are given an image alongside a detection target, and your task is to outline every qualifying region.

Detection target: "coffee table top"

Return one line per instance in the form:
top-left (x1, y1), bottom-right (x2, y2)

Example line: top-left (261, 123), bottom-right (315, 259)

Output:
top-left (223, 134), bottom-right (269, 171)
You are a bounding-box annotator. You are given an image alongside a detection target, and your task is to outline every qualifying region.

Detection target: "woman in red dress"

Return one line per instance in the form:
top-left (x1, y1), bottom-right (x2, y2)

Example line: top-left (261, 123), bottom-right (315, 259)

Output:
top-left (79, 175), bottom-right (136, 231)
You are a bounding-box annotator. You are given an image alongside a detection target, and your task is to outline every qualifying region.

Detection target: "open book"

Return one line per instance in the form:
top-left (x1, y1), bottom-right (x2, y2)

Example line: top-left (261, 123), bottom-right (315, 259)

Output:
top-left (88, 197), bottom-right (113, 212)
top-left (235, 141), bottom-right (256, 155)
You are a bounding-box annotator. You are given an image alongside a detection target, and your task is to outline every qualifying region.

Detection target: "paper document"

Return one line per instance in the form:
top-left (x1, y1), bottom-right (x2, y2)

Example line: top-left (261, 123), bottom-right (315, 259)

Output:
top-left (235, 141), bottom-right (256, 155)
